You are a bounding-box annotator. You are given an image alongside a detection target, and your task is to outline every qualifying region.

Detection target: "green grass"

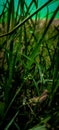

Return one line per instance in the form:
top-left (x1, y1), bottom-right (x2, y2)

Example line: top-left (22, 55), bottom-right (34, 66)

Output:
top-left (0, 0), bottom-right (59, 130)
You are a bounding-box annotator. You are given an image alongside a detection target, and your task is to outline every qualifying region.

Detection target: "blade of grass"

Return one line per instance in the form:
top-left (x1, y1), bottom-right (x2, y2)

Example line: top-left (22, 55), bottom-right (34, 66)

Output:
top-left (11, 0), bottom-right (14, 28)
top-left (5, 111), bottom-right (19, 130)
top-left (25, 0), bottom-right (34, 16)
top-left (0, 0), bottom-right (52, 37)
top-left (26, 6), bottom-right (59, 70)
top-left (14, 121), bottom-right (21, 130)
top-left (7, 0), bottom-right (12, 32)
top-left (15, 0), bottom-right (20, 23)
top-left (5, 85), bottom-right (22, 116)
top-left (0, 0), bottom-right (8, 18)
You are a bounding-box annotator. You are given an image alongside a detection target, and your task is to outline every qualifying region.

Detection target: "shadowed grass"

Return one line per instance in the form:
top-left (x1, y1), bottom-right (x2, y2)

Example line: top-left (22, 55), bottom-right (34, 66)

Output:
top-left (0, 0), bottom-right (59, 129)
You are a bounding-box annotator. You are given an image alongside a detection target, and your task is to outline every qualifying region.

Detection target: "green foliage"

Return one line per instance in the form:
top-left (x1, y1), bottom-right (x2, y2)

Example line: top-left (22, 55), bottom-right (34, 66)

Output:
top-left (0, 0), bottom-right (59, 129)
top-left (29, 125), bottom-right (47, 130)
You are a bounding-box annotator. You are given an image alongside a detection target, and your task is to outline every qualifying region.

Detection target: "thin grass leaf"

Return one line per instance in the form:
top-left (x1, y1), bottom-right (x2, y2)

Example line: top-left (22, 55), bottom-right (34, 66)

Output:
top-left (4, 38), bottom-right (14, 105)
top-left (5, 85), bottom-right (22, 116)
top-left (0, 102), bottom-right (5, 118)
top-left (32, 77), bottom-right (40, 96)
top-left (27, 73), bottom-right (40, 96)
top-left (26, 6), bottom-right (59, 70)
top-left (15, 0), bottom-right (20, 23)
top-left (5, 111), bottom-right (19, 130)
top-left (7, 0), bottom-right (12, 32)
top-left (20, 0), bottom-right (24, 17)
top-left (37, 63), bottom-right (45, 84)
top-left (11, 0), bottom-right (14, 28)
top-left (14, 122), bottom-right (21, 130)
top-left (32, 0), bottom-right (38, 20)
top-left (0, 0), bottom-right (8, 18)
top-left (26, 20), bottom-right (37, 43)
top-left (25, 0), bottom-right (33, 16)
top-left (29, 125), bottom-right (47, 130)
top-left (0, 0), bottom-right (52, 37)
top-left (24, 23), bottom-right (27, 55)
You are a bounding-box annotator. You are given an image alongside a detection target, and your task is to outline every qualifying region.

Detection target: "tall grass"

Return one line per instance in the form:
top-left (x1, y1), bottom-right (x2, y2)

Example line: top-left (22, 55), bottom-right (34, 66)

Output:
top-left (0, 0), bottom-right (59, 129)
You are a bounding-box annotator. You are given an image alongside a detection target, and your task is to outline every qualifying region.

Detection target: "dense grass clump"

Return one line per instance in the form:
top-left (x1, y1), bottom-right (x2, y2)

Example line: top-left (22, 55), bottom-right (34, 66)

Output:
top-left (0, 0), bottom-right (59, 129)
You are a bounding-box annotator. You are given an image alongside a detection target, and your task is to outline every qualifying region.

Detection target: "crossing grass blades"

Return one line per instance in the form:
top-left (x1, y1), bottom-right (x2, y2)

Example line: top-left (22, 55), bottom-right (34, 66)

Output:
top-left (0, 0), bottom-right (59, 129)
